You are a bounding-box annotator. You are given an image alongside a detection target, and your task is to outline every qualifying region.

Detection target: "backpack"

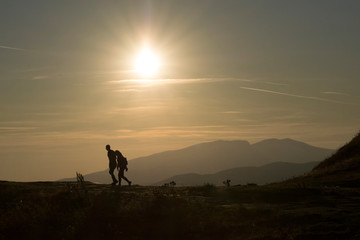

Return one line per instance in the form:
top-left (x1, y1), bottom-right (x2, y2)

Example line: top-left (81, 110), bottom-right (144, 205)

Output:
top-left (118, 155), bottom-right (128, 168)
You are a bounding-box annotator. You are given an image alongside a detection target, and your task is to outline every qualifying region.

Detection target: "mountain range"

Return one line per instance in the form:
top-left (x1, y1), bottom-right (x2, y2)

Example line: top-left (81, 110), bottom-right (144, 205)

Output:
top-left (60, 138), bottom-right (334, 185)
top-left (155, 161), bottom-right (320, 186)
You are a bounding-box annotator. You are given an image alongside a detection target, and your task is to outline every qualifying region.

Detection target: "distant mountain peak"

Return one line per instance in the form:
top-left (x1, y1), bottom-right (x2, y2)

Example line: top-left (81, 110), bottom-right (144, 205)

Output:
top-left (59, 137), bottom-right (334, 185)
top-left (191, 139), bottom-right (250, 147)
top-left (254, 138), bottom-right (300, 144)
top-left (252, 138), bottom-right (314, 148)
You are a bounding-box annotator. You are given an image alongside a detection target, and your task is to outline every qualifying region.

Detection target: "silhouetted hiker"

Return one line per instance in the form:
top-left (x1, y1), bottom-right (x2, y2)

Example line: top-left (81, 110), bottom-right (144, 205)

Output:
top-left (106, 144), bottom-right (118, 185)
top-left (115, 150), bottom-right (132, 186)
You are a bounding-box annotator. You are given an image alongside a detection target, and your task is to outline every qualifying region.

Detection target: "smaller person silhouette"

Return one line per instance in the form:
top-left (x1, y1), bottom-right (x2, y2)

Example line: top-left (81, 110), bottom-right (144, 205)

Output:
top-left (106, 144), bottom-right (118, 185)
top-left (115, 150), bottom-right (132, 186)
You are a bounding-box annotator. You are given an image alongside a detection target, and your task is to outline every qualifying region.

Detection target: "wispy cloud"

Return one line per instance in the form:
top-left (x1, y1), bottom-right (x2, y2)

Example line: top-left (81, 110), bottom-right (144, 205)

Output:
top-left (322, 91), bottom-right (347, 96)
top-left (105, 77), bottom-right (254, 93)
top-left (240, 87), bottom-right (353, 105)
top-left (233, 118), bottom-right (253, 122)
top-left (151, 125), bottom-right (226, 130)
top-left (0, 125), bottom-right (234, 145)
top-left (107, 77), bottom-right (252, 86)
top-left (113, 126), bottom-right (238, 139)
top-left (221, 111), bottom-right (243, 114)
top-left (0, 127), bottom-right (37, 131)
top-left (252, 80), bottom-right (288, 86)
top-left (108, 105), bottom-right (168, 113)
top-left (32, 75), bottom-right (49, 80)
top-left (107, 78), bottom-right (215, 86)
top-left (114, 129), bottom-right (135, 133)
top-left (0, 45), bottom-right (28, 51)
top-left (112, 88), bottom-right (142, 93)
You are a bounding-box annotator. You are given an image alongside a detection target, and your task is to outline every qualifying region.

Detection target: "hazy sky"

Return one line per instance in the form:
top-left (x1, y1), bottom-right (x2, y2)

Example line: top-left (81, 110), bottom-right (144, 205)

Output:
top-left (1, 1), bottom-right (360, 181)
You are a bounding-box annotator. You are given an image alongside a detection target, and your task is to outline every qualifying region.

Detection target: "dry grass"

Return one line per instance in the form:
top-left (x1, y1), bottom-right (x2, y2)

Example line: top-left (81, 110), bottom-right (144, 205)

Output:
top-left (312, 131), bottom-right (360, 176)
top-left (1, 181), bottom-right (360, 239)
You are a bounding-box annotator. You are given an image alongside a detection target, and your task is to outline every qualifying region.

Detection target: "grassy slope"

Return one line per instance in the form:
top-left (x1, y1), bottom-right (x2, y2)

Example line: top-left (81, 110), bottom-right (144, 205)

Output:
top-left (1, 181), bottom-right (360, 240)
top-left (312, 132), bottom-right (360, 175)
top-left (285, 131), bottom-right (360, 187)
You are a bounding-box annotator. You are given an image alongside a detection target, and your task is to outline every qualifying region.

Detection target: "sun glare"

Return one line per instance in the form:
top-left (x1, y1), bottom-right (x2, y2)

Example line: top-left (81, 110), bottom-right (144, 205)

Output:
top-left (134, 48), bottom-right (160, 77)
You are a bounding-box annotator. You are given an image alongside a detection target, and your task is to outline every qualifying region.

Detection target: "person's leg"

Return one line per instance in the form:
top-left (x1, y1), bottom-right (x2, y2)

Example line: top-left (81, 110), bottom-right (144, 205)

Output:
top-left (109, 166), bottom-right (118, 184)
top-left (123, 176), bottom-right (131, 185)
top-left (119, 168), bottom-right (131, 186)
top-left (117, 170), bottom-right (122, 186)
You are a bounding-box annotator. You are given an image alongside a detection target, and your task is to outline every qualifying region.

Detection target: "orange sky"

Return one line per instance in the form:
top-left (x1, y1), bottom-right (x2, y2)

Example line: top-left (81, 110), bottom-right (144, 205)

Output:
top-left (1, 1), bottom-right (360, 181)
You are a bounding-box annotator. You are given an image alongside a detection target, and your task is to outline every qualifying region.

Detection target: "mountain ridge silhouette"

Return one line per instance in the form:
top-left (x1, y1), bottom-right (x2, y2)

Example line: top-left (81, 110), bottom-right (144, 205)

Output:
top-left (60, 138), bottom-right (334, 185)
top-left (155, 161), bottom-right (320, 186)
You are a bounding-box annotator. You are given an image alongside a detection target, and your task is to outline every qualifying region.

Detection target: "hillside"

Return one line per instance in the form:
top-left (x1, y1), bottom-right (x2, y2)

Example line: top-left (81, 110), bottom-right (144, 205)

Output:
top-left (155, 161), bottom-right (319, 186)
top-left (61, 138), bottom-right (334, 185)
top-left (1, 181), bottom-right (360, 239)
top-left (304, 131), bottom-right (360, 186)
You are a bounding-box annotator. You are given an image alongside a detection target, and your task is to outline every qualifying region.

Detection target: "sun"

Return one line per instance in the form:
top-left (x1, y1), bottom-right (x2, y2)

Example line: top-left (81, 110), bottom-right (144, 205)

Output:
top-left (134, 48), bottom-right (160, 77)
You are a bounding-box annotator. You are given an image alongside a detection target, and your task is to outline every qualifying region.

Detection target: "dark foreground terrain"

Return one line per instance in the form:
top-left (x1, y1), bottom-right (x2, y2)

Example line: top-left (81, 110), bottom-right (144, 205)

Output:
top-left (1, 181), bottom-right (360, 240)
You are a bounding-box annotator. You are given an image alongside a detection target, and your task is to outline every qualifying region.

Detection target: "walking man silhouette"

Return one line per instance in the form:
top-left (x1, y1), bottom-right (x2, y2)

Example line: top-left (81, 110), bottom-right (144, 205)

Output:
top-left (106, 144), bottom-right (118, 185)
top-left (115, 150), bottom-right (132, 186)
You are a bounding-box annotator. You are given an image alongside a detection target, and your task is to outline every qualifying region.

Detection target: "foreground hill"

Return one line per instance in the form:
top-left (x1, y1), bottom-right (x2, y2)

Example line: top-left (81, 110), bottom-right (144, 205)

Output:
top-left (287, 131), bottom-right (360, 187)
top-left (61, 138), bottom-right (333, 185)
top-left (155, 161), bottom-right (319, 186)
top-left (1, 181), bottom-right (360, 239)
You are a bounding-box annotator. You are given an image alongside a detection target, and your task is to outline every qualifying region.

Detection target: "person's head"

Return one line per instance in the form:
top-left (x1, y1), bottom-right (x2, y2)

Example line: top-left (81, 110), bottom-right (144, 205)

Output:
top-left (106, 144), bottom-right (111, 151)
top-left (115, 150), bottom-right (120, 156)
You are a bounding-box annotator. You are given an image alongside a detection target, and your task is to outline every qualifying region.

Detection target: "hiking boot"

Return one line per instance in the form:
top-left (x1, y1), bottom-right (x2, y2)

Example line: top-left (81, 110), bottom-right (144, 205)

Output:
top-left (128, 181), bottom-right (132, 186)
top-left (111, 180), bottom-right (118, 185)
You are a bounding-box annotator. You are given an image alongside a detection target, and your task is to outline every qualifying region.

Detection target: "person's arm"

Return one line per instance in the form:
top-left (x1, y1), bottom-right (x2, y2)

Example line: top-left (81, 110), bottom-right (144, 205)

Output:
top-left (116, 158), bottom-right (120, 170)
